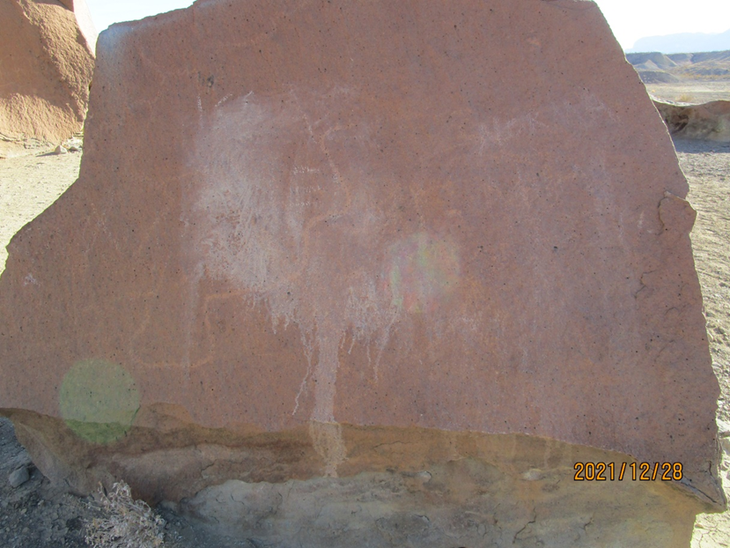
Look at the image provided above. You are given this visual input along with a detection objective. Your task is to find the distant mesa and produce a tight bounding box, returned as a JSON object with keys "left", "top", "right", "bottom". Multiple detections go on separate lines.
{"left": 626, "top": 50, "right": 730, "bottom": 85}
{"left": 632, "top": 70, "right": 680, "bottom": 85}
{"left": 630, "top": 28, "right": 730, "bottom": 55}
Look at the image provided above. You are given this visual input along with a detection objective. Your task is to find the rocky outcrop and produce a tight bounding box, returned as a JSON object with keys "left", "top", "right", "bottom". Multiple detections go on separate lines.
{"left": 655, "top": 99, "right": 730, "bottom": 141}
{"left": 0, "top": 0, "right": 723, "bottom": 545}
{"left": 0, "top": 0, "right": 96, "bottom": 156}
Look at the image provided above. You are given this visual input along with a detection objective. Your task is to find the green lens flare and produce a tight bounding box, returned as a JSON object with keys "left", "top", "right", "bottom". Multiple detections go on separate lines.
{"left": 388, "top": 232, "right": 460, "bottom": 313}
{"left": 59, "top": 359, "right": 140, "bottom": 444}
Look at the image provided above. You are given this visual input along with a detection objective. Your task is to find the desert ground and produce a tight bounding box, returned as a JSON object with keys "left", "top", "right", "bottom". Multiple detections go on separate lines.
{"left": 0, "top": 89, "right": 729, "bottom": 545}
{"left": 646, "top": 80, "right": 730, "bottom": 103}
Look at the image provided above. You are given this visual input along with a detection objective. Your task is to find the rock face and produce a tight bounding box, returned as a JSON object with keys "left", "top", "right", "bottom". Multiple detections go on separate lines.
{"left": 655, "top": 99, "right": 730, "bottom": 141}
{"left": 0, "top": 0, "right": 96, "bottom": 156}
{"left": 0, "top": 0, "right": 723, "bottom": 544}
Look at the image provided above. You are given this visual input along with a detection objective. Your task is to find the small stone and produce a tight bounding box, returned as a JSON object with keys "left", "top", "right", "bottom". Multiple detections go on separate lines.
{"left": 9, "top": 465, "right": 30, "bottom": 488}
{"left": 54, "top": 145, "right": 68, "bottom": 155}
{"left": 415, "top": 471, "right": 432, "bottom": 484}
{"left": 522, "top": 469, "right": 545, "bottom": 481}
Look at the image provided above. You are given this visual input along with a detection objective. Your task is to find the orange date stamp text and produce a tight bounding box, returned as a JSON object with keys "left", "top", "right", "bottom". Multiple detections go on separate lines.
{"left": 573, "top": 462, "right": 683, "bottom": 481}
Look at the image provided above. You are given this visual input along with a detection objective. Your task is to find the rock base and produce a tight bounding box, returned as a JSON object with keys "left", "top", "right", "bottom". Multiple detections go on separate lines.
{"left": 3, "top": 407, "right": 718, "bottom": 548}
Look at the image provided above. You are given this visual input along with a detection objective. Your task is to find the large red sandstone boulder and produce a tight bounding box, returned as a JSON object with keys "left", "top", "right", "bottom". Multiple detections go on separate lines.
{"left": 0, "top": 0, "right": 723, "bottom": 545}
{"left": 0, "top": 0, "right": 96, "bottom": 156}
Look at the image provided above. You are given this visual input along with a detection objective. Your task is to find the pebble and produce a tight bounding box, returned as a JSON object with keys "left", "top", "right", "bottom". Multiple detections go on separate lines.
{"left": 9, "top": 465, "right": 29, "bottom": 488}
{"left": 54, "top": 145, "right": 68, "bottom": 155}
{"left": 522, "top": 468, "right": 545, "bottom": 481}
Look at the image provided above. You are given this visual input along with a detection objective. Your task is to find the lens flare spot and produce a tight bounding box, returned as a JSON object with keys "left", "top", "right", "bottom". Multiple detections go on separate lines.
{"left": 59, "top": 359, "right": 140, "bottom": 445}
{"left": 387, "top": 232, "right": 460, "bottom": 313}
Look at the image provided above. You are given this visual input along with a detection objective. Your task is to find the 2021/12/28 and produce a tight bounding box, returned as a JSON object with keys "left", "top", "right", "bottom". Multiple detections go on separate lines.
{"left": 573, "top": 462, "right": 683, "bottom": 481}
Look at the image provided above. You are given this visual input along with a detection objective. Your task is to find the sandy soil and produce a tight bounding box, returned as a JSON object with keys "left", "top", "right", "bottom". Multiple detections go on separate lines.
{"left": 647, "top": 80, "right": 730, "bottom": 104}
{"left": 0, "top": 149, "right": 81, "bottom": 273}
{"left": 0, "top": 136, "right": 728, "bottom": 546}
{"left": 676, "top": 139, "right": 730, "bottom": 548}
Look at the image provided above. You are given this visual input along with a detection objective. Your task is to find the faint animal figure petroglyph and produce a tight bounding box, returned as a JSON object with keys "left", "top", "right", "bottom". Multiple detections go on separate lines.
{"left": 187, "top": 89, "right": 460, "bottom": 475}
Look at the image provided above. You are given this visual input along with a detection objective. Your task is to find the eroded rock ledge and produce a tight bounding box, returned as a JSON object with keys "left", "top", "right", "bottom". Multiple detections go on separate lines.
{"left": 4, "top": 407, "right": 717, "bottom": 548}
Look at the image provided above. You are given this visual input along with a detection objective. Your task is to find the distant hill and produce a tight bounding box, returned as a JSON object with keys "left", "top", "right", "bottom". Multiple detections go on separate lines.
{"left": 630, "top": 29, "right": 730, "bottom": 54}
{"left": 626, "top": 50, "right": 730, "bottom": 84}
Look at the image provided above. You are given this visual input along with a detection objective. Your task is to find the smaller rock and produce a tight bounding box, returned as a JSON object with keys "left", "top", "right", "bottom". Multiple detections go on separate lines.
{"left": 9, "top": 465, "right": 30, "bottom": 488}
{"left": 415, "top": 471, "right": 432, "bottom": 483}
{"left": 522, "top": 468, "right": 545, "bottom": 481}
{"left": 654, "top": 99, "right": 730, "bottom": 141}
{"left": 63, "top": 137, "right": 83, "bottom": 152}
{"left": 54, "top": 145, "right": 68, "bottom": 155}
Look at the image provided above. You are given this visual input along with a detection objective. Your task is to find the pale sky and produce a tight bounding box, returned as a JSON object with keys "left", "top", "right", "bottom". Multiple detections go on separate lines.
{"left": 85, "top": 0, "right": 730, "bottom": 52}
{"left": 594, "top": 0, "right": 730, "bottom": 50}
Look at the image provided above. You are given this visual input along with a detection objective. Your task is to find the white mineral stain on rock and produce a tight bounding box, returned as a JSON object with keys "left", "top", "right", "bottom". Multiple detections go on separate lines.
{"left": 186, "top": 90, "right": 461, "bottom": 474}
